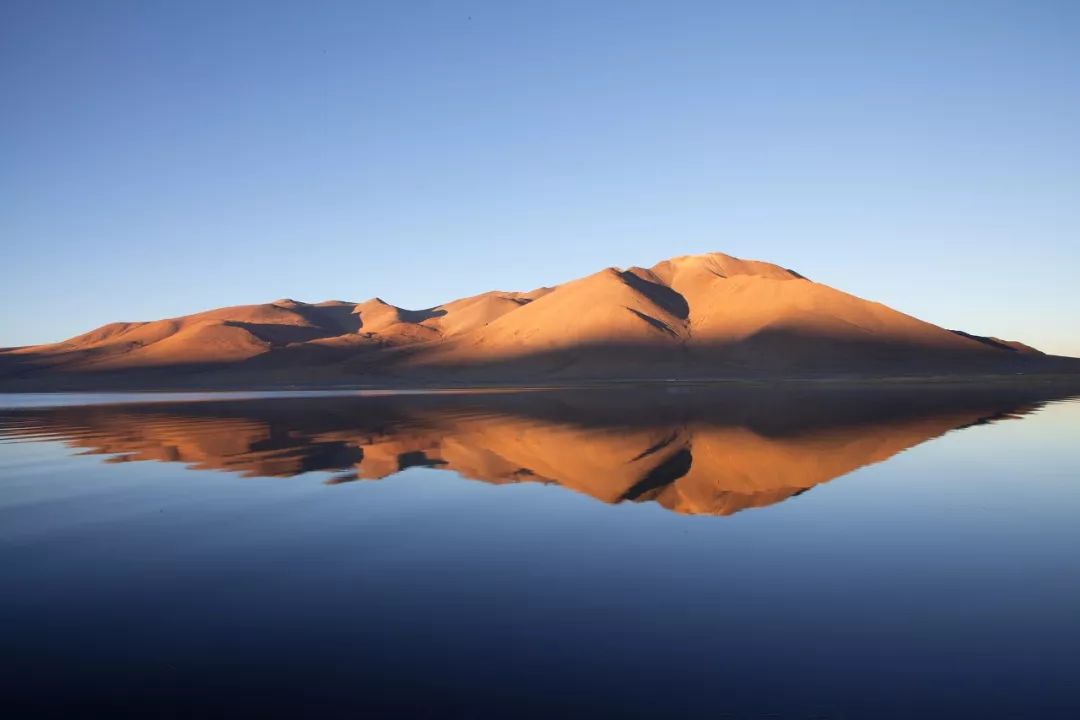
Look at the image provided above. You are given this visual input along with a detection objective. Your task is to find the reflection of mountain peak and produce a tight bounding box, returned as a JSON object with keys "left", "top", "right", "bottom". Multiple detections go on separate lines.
{"left": 0, "top": 386, "right": 1071, "bottom": 517}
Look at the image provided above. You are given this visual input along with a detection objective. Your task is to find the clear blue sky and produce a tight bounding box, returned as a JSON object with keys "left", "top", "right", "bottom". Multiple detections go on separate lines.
{"left": 3, "top": 0, "right": 1078, "bottom": 355}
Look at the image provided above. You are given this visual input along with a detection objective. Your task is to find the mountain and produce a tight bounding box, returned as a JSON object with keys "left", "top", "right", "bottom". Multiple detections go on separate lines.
{"left": 1, "top": 252, "right": 1076, "bottom": 389}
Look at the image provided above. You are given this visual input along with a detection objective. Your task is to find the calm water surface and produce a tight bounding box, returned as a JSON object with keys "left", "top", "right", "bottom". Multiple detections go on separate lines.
{"left": 1, "top": 386, "right": 1079, "bottom": 718}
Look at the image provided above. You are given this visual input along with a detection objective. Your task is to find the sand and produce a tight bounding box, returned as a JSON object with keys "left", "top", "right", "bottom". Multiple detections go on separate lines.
{"left": 1, "top": 252, "right": 1074, "bottom": 389}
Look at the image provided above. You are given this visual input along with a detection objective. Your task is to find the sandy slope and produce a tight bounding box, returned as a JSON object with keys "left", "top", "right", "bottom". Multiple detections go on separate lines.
{"left": 416, "top": 254, "right": 1000, "bottom": 372}
{"left": 1, "top": 252, "right": 1068, "bottom": 387}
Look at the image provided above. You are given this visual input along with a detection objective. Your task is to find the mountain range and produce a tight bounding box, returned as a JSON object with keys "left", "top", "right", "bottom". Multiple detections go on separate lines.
{"left": 2, "top": 252, "right": 1076, "bottom": 389}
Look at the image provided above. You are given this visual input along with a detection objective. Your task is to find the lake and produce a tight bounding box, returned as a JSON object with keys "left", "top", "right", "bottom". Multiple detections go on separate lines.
{"left": 2, "top": 384, "right": 1079, "bottom": 718}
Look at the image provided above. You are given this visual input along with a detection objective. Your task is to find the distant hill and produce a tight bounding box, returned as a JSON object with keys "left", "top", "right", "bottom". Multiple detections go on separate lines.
{"left": 2, "top": 252, "right": 1076, "bottom": 389}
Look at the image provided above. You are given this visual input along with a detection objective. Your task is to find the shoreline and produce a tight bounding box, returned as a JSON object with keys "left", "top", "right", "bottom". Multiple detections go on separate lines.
{"left": 3, "top": 372, "right": 1080, "bottom": 397}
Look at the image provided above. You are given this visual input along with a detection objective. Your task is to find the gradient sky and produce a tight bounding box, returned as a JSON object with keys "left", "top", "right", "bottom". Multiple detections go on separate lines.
{"left": 3, "top": 0, "right": 1078, "bottom": 355}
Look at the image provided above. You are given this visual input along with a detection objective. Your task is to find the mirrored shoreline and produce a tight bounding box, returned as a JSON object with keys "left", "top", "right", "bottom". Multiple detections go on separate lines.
{"left": 3, "top": 384, "right": 1076, "bottom": 516}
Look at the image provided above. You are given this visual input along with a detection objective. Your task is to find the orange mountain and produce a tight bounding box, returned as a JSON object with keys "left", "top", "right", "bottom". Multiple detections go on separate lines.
{"left": 1, "top": 252, "right": 1075, "bottom": 388}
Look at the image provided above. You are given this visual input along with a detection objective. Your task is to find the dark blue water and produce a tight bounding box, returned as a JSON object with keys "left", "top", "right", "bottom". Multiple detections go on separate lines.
{"left": 1, "top": 387, "right": 1078, "bottom": 718}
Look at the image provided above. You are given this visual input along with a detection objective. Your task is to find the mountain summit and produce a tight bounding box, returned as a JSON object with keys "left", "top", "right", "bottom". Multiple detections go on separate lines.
{"left": 1, "top": 252, "right": 1074, "bottom": 389}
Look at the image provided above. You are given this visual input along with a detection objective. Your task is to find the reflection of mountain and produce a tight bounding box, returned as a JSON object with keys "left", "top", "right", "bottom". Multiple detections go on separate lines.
{"left": 1, "top": 385, "right": 1073, "bottom": 516}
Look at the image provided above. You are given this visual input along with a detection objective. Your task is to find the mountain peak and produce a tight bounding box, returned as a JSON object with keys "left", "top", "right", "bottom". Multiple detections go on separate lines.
{"left": 650, "top": 252, "right": 803, "bottom": 283}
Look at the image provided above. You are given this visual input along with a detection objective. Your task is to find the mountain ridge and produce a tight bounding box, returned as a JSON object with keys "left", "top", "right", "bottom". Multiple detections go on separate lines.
{"left": 2, "top": 251, "right": 1077, "bottom": 389}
